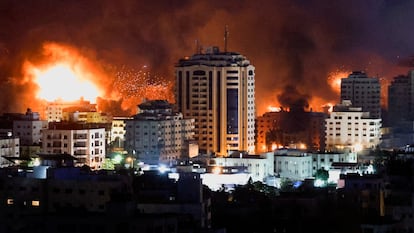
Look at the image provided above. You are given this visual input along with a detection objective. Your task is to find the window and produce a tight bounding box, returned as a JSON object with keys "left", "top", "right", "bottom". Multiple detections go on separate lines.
{"left": 32, "top": 200, "right": 40, "bottom": 207}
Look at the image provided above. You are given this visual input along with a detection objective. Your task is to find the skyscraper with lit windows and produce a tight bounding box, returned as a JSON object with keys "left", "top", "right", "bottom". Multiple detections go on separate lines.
{"left": 175, "top": 46, "right": 255, "bottom": 156}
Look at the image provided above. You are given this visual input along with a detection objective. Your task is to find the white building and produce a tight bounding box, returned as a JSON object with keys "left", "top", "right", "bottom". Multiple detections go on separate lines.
{"left": 175, "top": 46, "right": 255, "bottom": 156}
{"left": 325, "top": 100, "right": 382, "bottom": 152}
{"left": 0, "top": 137, "right": 20, "bottom": 167}
{"left": 41, "top": 123, "right": 106, "bottom": 170}
{"left": 13, "top": 109, "right": 48, "bottom": 146}
{"left": 274, "top": 149, "right": 313, "bottom": 180}
{"left": 311, "top": 151, "right": 357, "bottom": 173}
{"left": 212, "top": 151, "right": 274, "bottom": 182}
{"left": 125, "top": 100, "right": 195, "bottom": 166}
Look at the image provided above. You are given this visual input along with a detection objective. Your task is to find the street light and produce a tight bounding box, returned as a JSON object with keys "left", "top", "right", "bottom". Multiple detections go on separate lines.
{"left": 126, "top": 157, "right": 133, "bottom": 168}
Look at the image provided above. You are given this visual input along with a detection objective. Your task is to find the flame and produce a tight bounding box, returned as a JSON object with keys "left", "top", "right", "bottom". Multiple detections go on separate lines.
{"left": 32, "top": 63, "right": 100, "bottom": 102}
{"left": 23, "top": 42, "right": 105, "bottom": 104}
{"left": 268, "top": 105, "right": 281, "bottom": 112}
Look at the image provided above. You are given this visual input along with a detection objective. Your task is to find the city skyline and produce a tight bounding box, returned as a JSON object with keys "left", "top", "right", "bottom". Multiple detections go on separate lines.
{"left": 1, "top": 1, "right": 414, "bottom": 116}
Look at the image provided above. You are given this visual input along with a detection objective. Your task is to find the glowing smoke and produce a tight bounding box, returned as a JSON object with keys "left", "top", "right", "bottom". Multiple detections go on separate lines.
{"left": 0, "top": 0, "right": 413, "bottom": 115}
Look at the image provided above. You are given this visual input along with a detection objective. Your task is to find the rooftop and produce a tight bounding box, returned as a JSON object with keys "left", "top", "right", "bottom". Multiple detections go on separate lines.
{"left": 176, "top": 46, "right": 251, "bottom": 67}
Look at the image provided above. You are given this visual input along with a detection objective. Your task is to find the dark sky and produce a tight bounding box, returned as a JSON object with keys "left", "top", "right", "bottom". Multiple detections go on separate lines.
{"left": 0, "top": 0, "right": 413, "bottom": 115}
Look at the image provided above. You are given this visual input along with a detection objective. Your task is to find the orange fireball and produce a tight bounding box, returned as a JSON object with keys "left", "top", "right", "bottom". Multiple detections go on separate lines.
{"left": 32, "top": 63, "right": 100, "bottom": 102}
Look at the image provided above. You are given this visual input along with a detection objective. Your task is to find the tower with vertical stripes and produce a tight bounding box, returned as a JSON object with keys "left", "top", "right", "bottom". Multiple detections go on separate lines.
{"left": 175, "top": 46, "right": 255, "bottom": 156}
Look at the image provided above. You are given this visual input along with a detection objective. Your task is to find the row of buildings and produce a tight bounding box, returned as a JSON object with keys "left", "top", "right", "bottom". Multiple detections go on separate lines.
{"left": 2, "top": 46, "right": 414, "bottom": 177}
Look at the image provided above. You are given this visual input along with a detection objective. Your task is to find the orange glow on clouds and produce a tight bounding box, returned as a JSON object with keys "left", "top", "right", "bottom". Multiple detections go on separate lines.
{"left": 32, "top": 63, "right": 100, "bottom": 102}
{"left": 23, "top": 42, "right": 106, "bottom": 104}
{"left": 327, "top": 70, "right": 350, "bottom": 94}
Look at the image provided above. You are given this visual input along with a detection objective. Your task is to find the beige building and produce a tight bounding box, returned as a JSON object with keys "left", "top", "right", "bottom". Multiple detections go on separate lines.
{"left": 62, "top": 111, "right": 111, "bottom": 123}
{"left": 175, "top": 46, "right": 256, "bottom": 156}
{"left": 110, "top": 116, "right": 131, "bottom": 149}
{"left": 45, "top": 98, "right": 97, "bottom": 122}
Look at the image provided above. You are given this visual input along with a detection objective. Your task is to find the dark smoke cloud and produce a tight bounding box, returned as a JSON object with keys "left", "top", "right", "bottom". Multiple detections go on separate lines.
{"left": 0, "top": 0, "right": 414, "bottom": 115}
{"left": 277, "top": 85, "right": 310, "bottom": 111}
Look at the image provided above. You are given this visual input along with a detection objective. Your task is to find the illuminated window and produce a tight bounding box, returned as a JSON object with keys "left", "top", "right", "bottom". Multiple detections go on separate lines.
{"left": 32, "top": 200, "right": 40, "bottom": 206}
{"left": 7, "top": 198, "right": 13, "bottom": 205}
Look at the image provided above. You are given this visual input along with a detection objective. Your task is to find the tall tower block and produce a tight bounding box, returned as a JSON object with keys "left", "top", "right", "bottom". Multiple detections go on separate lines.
{"left": 340, "top": 71, "right": 381, "bottom": 119}
{"left": 175, "top": 46, "right": 255, "bottom": 156}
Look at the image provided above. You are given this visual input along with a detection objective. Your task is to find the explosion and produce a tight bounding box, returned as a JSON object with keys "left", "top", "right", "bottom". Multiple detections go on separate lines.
{"left": 327, "top": 70, "right": 351, "bottom": 94}
{"left": 112, "top": 65, "right": 174, "bottom": 111}
{"left": 31, "top": 63, "right": 100, "bottom": 102}
{"left": 262, "top": 70, "right": 350, "bottom": 116}
{"left": 24, "top": 42, "right": 107, "bottom": 104}
{"left": 22, "top": 42, "right": 174, "bottom": 116}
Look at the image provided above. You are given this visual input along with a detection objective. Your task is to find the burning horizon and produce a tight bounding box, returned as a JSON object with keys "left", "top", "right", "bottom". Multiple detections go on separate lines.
{"left": 18, "top": 42, "right": 175, "bottom": 116}
{"left": 0, "top": 1, "right": 413, "bottom": 116}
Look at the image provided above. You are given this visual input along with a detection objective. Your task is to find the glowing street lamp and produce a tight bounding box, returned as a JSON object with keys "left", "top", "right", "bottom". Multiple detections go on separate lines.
{"left": 126, "top": 157, "right": 133, "bottom": 168}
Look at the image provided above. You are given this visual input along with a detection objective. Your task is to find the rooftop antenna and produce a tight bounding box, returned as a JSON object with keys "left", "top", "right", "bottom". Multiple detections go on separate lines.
{"left": 195, "top": 39, "right": 203, "bottom": 54}
{"left": 224, "top": 25, "right": 229, "bottom": 52}
{"left": 195, "top": 39, "right": 199, "bottom": 54}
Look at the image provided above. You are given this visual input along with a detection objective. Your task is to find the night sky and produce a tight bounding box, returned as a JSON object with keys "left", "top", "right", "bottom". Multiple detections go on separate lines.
{"left": 0, "top": 0, "right": 413, "bottom": 115}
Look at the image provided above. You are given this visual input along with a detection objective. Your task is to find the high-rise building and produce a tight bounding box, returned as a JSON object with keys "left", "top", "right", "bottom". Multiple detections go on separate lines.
{"left": 388, "top": 71, "right": 414, "bottom": 124}
{"left": 340, "top": 71, "right": 381, "bottom": 119}
{"left": 175, "top": 46, "right": 255, "bottom": 156}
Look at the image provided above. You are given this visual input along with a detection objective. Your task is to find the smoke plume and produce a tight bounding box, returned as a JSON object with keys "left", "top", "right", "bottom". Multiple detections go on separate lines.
{"left": 0, "top": 0, "right": 413, "bottom": 115}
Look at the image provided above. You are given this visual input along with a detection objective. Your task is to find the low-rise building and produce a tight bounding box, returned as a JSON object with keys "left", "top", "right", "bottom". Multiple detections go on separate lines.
{"left": 0, "top": 137, "right": 19, "bottom": 167}
{"left": 274, "top": 149, "right": 313, "bottom": 180}
{"left": 125, "top": 100, "right": 195, "bottom": 166}
{"left": 41, "top": 122, "right": 106, "bottom": 169}
{"left": 212, "top": 151, "right": 274, "bottom": 182}
{"left": 325, "top": 100, "right": 382, "bottom": 153}
{"left": 110, "top": 116, "right": 131, "bottom": 149}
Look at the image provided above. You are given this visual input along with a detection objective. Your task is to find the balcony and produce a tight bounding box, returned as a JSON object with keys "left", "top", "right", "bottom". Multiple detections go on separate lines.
{"left": 74, "top": 142, "right": 87, "bottom": 147}
{"left": 73, "top": 134, "right": 87, "bottom": 140}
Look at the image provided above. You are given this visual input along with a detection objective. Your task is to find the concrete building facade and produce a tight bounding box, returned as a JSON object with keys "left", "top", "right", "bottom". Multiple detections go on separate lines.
{"left": 212, "top": 151, "right": 274, "bottom": 182}
{"left": 125, "top": 100, "right": 195, "bottom": 166}
{"left": 12, "top": 109, "right": 48, "bottom": 146}
{"left": 41, "top": 123, "right": 106, "bottom": 169}
{"left": 341, "top": 71, "right": 381, "bottom": 119}
{"left": 0, "top": 137, "right": 20, "bottom": 167}
{"left": 255, "top": 110, "right": 327, "bottom": 153}
{"left": 175, "top": 46, "right": 255, "bottom": 156}
{"left": 274, "top": 149, "right": 313, "bottom": 180}
{"left": 325, "top": 101, "right": 382, "bottom": 152}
